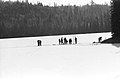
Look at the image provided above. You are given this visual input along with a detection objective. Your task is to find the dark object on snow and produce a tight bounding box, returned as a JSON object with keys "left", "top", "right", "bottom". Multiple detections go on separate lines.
{"left": 59, "top": 39, "right": 61, "bottom": 45}
{"left": 101, "top": 37, "right": 120, "bottom": 43}
{"left": 102, "top": 37, "right": 120, "bottom": 48}
{"left": 75, "top": 37, "right": 77, "bottom": 44}
{"left": 98, "top": 37, "right": 102, "bottom": 43}
{"left": 69, "top": 38, "right": 72, "bottom": 44}
{"left": 61, "top": 37, "right": 63, "bottom": 44}
{"left": 64, "top": 38, "right": 68, "bottom": 44}
{"left": 93, "top": 41, "right": 96, "bottom": 43}
{"left": 37, "top": 40, "right": 42, "bottom": 46}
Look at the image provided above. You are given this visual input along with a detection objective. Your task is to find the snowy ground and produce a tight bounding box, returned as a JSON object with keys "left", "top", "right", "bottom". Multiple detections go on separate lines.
{"left": 0, "top": 32, "right": 120, "bottom": 79}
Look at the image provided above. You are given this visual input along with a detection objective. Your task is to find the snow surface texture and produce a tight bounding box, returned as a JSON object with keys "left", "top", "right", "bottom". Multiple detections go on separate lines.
{"left": 0, "top": 32, "right": 120, "bottom": 79}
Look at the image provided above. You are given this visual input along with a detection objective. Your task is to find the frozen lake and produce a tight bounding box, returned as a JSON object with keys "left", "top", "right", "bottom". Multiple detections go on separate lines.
{"left": 0, "top": 32, "right": 120, "bottom": 79}
{"left": 0, "top": 32, "right": 112, "bottom": 48}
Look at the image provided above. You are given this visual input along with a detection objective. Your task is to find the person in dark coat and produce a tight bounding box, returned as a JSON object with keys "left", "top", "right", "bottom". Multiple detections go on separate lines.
{"left": 61, "top": 37, "right": 63, "bottom": 44}
{"left": 69, "top": 38, "right": 72, "bottom": 44}
{"left": 64, "top": 38, "right": 68, "bottom": 44}
{"left": 59, "top": 39, "right": 61, "bottom": 45}
{"left": 37, "top": 40, "right": 42, "bottom": 46}
{"left": 98, "top": 37, "right": 102, "bottom": 43}
{"left": 75, "top": 37, "right": 77, "bottom": 44}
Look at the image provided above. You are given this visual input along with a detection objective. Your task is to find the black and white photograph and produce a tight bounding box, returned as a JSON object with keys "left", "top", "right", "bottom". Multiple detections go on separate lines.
{"left": 0, "top": 0, "right": 120, "bottom": 79}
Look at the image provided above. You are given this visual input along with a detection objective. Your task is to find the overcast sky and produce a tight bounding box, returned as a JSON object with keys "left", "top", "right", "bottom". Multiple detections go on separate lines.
{"left": 4, "top": 0, "right": 111, "bottom": 5}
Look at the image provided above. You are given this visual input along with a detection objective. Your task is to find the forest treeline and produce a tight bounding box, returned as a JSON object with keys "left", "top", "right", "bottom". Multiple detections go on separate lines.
{"left": 0, "top": 1, "right": 111, "bottom": 38}
{"left": 111, "top": 0, "right": 120, "bottom": 39}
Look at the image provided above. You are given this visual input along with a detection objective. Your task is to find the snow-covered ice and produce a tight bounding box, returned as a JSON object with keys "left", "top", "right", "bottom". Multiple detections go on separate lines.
{"left": 0, "top": 32, "right": 120, "bottom": 79}
{"left": 0, "top": 32, "right": 112, "bottom": 48}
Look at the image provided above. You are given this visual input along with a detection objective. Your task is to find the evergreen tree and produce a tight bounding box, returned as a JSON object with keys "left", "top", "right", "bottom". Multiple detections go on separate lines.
{"left": 0, "top": 1, "right": 111, "bottom": 38}
{"left": 111, "top": 0, "right": 120, "bottom": 38}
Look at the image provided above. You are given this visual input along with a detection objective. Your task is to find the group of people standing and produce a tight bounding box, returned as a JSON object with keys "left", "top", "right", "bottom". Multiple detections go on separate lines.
{"left": 37, "top": 37, "right": 77, "bottom": 46}
{"left": 59, "top": 37, "right": 77, "bottom": 45}
{"left": 37, "top": 36, "right": 103, "bottom": 46}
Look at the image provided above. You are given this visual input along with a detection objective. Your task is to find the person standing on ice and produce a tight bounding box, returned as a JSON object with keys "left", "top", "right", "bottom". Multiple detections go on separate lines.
{"left": 59, "top": 39, "right": 60, "bottom": 45}
{"left": 37, "top": 40, "right": 42, "bottom": 46}
{"left": 69, "top": 38, "right": 72, "bottom": 44}
{"left": 64, "top": 37, "right": 68, "bottom": 44}
{"left": 61, "top": 37, "right": 63, "bottom": 44}
{"left": 59, "top": 38, "right": 61, "bottom": 45}
{"left": 98, "top": 37, "right": 102, "bottom": 43}
{"left": 75, "top": 37, "right": 77, "bottom": 44}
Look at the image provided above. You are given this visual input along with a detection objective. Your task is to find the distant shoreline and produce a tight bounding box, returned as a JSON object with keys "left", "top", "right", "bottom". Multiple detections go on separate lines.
{"left": 0, "top": 31, "right": 111, "bottom": 39}
{"left": 101, "top": 37, "right": 120, "bottom": 43}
